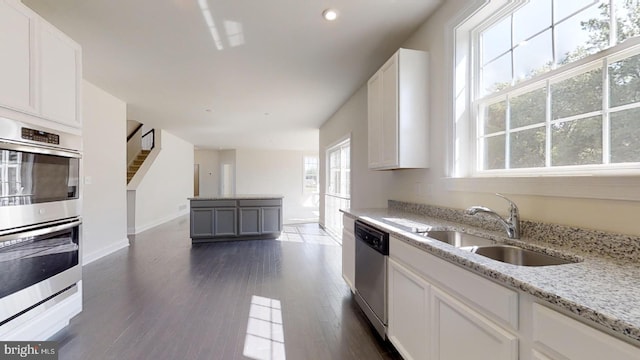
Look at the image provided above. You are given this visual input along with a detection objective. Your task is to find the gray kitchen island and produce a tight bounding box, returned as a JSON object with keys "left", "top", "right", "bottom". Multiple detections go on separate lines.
{"left": 189, "top": 195, "right": 283, "bottom": 243}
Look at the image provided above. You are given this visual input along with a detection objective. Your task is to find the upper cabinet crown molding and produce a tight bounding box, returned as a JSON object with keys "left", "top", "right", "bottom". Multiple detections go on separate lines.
{"left": 0, "top": 0, "right": 82, "bottom": 129}
{"left": 368, "top": 48, "right": 429, "bottom": 170}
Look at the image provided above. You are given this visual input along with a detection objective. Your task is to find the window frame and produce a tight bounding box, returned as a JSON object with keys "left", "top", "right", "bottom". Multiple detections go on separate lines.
{"left": 448, "top": 0, "right": 640, "bottom": 201}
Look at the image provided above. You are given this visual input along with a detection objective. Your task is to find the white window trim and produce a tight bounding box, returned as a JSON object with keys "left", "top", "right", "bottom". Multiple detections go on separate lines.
{"left": 447, "top": 0, "right": 640, "bottom": 201}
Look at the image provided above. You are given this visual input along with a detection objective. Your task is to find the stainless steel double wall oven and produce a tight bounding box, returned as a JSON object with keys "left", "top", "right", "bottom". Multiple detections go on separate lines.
{"left": 0, "top": 117, "right": 82, "bottom": 327}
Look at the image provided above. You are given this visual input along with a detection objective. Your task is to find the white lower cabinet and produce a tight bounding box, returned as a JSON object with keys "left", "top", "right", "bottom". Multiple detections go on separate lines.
{"left": 531, "top": 303, "right": 640, "bottom": 360}
{"left": 388, "top": 258, "right": 430, "bottom": 360}
{"left": 530, "top": 349, "right": 555, "bottom": 360}
{"left": 341, "top": 215, "right": 355, "bottom": 291}
{"left": 388, "top": 235, "right": 517, "bottom": 360}
{"left": 431, "top": 287, "right": 518, "bottom": 360}
{"left": 386, "top": 235, "right": 640, "bottom": 360}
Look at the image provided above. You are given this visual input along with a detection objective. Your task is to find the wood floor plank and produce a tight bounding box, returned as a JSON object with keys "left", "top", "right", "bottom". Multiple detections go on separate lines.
{"left": 49, "top": 216, "right": 401, "bottom": 359}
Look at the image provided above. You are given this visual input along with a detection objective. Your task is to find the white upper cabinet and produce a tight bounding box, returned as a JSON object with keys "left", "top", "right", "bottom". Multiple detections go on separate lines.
{"left": 39, "top": 20, "right": 81, "bottom": 128}
{"left": 367, "top": 48, "right": 428, "bottom": 170}
{"left": 0, "top": 0, "right": 35, "bottom": 113}
{"left": 0, "top": 0, "right": 81, "bottom": 128}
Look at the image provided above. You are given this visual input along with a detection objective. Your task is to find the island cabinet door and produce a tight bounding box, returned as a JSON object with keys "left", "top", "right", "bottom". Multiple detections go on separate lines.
{"left": 239, "top": 207, "right": 261, "bottom": 235}
{"left": 191, "top": 209, "right": 214, "bottom": 238}
{"left": 261, "top": 207, "right": 282, "bottom": 234}
{"left": 213, "top": 208, "right": 237, "bottom": 236}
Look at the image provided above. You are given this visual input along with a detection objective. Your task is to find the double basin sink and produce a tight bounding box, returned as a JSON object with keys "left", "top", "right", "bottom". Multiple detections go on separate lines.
{"left": 414, "top": 230, "right": 575, "bottom": 266}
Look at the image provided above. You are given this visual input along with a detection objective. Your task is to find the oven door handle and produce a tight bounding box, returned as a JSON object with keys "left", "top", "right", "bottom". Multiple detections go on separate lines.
{"left": 0, "top": 219, "right": 82, "bottom": 241}
{"left": 0, "top": 140, "right": 81, "bottom": 158}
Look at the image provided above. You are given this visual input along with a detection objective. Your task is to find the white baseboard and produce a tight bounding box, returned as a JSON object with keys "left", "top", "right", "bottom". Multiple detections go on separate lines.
{"left": 82, "top": 237, "right": 130, "bottom": 266}
{"left": 0, "top": 282, "right": 83, "bottom": 341}
{"left": 132, "top": 209, "right": 188, "bottom": 234}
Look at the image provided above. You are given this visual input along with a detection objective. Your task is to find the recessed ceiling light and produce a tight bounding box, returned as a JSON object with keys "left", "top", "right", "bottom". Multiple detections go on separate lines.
{"left": 322, "top": 9, "right": 338, "bottom": 21}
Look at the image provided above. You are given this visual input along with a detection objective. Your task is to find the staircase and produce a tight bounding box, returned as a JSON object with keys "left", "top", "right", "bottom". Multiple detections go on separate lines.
{"left": 127, "top": 150, "right": 151, "bottom": 184}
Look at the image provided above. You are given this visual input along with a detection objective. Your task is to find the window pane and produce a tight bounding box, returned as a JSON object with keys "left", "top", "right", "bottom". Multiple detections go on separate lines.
{"left": 482, "top": 16, "right": 512, "bottom": 64}
{"left": 510, "top": 88, "right": 547, "bottom": 128}
{"left": 551, "top": 68, "right": 603, "bottom": 119}
{"left": 609, "top": 53, "right": 640, "bottom": 107}
{"left": 482, "top": 53, "right": 512, "bottom": 94}
{"left": 510, "top": 127, "right": 546, "bottom": 168}
{"left": 513, "top": 0, "right": 551, "bottom": 45}
{"left": 554, "top": 0, "right": 600, "bottom": 22}
{"left": 555, "top": 3, "right": 607, "bottom": 65}
{"left": 610, "top": 108, "right": 640, "bottom": 163}
{"left": 483, "top": 135, "right": 505, "bottom": 170}
{"left": 551, "top": 116, "right": 602, "bottom": 166}
{"left": 483, "top": 101, "right": 506, "bottom": 134}
{"left": 514, "top": 29, "right": 553, "bottom": 82}
{"left": 615, "top": 0, "right": 640, "bottom": 43}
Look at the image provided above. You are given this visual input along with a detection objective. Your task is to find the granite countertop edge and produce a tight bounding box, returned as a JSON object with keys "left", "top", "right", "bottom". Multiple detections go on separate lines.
{"left": 342, "top": 207, "right": 640, "bottom": 346}
{"left": 189, "top": 194, "right": 284, "bottom": 200}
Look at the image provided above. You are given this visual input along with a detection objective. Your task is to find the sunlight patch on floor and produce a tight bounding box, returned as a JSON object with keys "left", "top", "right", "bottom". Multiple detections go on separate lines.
{"left": 243, "top": 295, "right": 286, "bottom": 360}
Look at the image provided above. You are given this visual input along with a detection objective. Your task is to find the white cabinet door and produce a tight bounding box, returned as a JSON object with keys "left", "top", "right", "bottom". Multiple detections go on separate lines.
{"left": 431, "top": 287, "right": 518, "bottom": 360}
{"left": 0, "top": 0, "right": 35, "bottom": 113}
{"left": 380, "top": 54, "right": 399, "bottom": 168}
{"left": 530, "top": 349, "right": 555, "bottom": 360}
{"left": 341, "top": 228, "right": 355, "bottom": 291}
{"left": 367, "top": 71, "right": 383, "bottom": 168}
{"left": 388, "top": 258, "right": 430, "bottom": 360}
{"left": 366, "top": 48, "right": 428, "bottom": 170}
{"left": 39, "top": 20, "right": 81, "bottom": 128}
{"left": 532, "top": 303, "right": 640, "bottom": 360}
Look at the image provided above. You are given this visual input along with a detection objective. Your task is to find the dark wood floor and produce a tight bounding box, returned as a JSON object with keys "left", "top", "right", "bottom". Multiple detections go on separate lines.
{"left": 51, "top": 217, "right": 401, "bottom": 360}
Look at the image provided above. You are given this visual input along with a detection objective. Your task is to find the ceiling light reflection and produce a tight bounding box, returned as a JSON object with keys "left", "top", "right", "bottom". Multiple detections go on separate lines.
{"left": 224, "top": 20, "right": 245, "bottom": 47}
{"left": 197, "top": 0, "right": 224, "bottom": 50}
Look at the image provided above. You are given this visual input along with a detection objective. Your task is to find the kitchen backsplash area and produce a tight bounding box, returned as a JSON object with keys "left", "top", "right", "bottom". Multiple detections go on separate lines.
{"left": 389, "top": 200, "right": 640, "bottom": 262}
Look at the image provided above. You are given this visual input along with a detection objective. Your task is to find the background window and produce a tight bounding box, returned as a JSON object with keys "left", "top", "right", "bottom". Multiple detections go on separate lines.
{"left": 303, "top": 156, "right": 319, "bottom": 193}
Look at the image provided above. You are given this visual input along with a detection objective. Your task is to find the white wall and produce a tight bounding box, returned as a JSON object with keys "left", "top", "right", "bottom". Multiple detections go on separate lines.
{"left": 235, "top": 149, "right": 319, "bottom": 224}
{"left": 133, "top": 129, "right": 194, "bottom": 233}
{"left": 82, "top": 80, "right": 129, "bottom": 264}
{"left": 319, "top": 86, "right": 391, "bottom": 227}
{"left": 194, "top": 149, "right": 220, "bottom": 196}
{"left": 319, "top": 0, "right": 640, "bottom": 236}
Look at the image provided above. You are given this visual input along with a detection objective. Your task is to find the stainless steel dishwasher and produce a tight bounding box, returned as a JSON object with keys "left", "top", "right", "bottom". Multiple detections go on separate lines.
{"left": 354, "top": 220, "right": 389, "bottom": 339}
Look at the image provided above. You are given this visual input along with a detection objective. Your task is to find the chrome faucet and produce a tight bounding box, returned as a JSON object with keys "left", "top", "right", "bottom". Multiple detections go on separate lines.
{"left": 465, "top": 193, "right": 520, "bottom": 239}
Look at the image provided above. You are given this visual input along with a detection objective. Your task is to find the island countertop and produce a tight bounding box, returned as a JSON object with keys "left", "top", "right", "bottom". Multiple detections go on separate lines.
{"left": 189, "top": 194, "right": 283, "bottom": 200}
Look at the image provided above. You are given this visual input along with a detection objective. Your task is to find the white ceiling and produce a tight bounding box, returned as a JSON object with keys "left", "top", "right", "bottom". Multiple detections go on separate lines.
{"left": 23, "top": 0, "right": 441, "bottom": 151}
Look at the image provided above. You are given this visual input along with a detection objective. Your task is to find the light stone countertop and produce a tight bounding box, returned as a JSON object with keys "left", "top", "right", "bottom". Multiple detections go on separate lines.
{"left": 189, "top": 194, "right": 283, "bottom": 200}
{"left": 342, "top": 207, "right": 640, "bottom": 346}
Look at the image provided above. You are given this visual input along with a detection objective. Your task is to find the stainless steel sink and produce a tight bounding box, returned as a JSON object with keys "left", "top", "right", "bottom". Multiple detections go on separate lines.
{"left": 466, "top": 245, "right": 575, "bottom": 266}
{"left": 412, "top": 229, "right": 575, "bottom": 266}
{"left": 417, "top": 230, "right": 497, "bottom": 247}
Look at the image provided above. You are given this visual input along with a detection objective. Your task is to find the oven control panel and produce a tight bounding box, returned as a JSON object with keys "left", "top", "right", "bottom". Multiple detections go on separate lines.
{"left": 21, "top": 127, "right": 60, "bottom": 145}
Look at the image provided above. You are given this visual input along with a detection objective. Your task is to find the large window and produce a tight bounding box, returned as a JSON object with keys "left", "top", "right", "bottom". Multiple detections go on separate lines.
{"left": 468, "top": 0, "right": 640, "bottom": 174}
